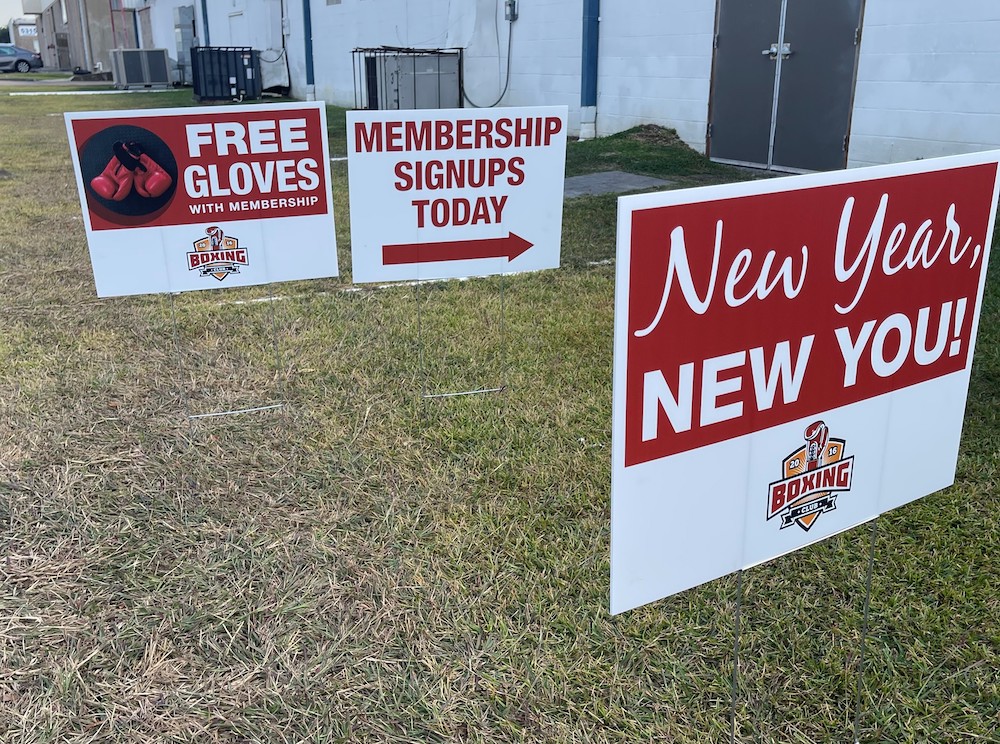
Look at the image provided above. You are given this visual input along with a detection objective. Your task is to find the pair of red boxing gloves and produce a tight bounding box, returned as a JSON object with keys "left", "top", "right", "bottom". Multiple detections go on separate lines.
{"left": 90, "top": 141, "right": 173, "bottom": 201}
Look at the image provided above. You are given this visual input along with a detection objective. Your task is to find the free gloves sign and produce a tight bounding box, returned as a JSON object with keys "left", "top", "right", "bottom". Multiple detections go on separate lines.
{"left": 66, "top": 102, "right": 338, "bottom": 297}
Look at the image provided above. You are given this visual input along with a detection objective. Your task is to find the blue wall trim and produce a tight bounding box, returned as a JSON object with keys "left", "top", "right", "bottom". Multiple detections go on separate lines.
{"left": 200, "top": 0, "right": 210, "bottom": 45}
{"left": 303, "top": 0, "right": 315, "bottom": 85}
{"left": 581, "top": 0, "right": 600, "bottom": 107}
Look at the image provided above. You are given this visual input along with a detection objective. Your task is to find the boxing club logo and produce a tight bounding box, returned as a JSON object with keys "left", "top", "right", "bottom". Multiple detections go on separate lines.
{"left": 187, "top": 226, "right": 249, "bottom": 281}
{"left": 767, "top": 421, "right": 855, "bottom": 532}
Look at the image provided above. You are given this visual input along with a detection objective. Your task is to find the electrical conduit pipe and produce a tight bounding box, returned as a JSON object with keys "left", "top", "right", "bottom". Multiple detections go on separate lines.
{"left": 580, "top": 0, "right": 600, "bottom": 140}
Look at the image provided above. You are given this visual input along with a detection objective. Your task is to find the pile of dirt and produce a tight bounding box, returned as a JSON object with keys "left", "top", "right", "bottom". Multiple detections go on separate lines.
{"left": 626, "top": 125, "right": 683, "bottom": 147}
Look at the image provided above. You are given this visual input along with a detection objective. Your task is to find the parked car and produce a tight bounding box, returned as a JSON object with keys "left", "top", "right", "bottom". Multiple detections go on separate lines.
{"left": 0, "top": 45, "right": 43, "bottom": 73}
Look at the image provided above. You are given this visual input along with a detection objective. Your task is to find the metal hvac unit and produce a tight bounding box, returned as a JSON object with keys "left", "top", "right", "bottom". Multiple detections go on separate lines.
{"left": 110, "top": 49, "right": 172, "bottom": 89}
{"left": 353, "top": 47, "right": 463, "bottom": 110}
{"left": 191, "top": 47, "right": 262, "bottom": 101}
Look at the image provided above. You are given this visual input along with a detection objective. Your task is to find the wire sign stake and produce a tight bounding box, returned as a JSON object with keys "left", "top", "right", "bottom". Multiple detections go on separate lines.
{"left": 168, "top": 288, "right": 288, "bottom": 422}
{"left": 852, "top": 519, "right": 879, "bottom": 744}
{"left": 414, "top": 274, "right": 508, "bottom": 404}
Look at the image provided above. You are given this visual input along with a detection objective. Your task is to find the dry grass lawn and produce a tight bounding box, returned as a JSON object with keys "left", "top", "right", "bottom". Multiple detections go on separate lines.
{"left": 1, "top": 88, "right": 998, "bottom": 742}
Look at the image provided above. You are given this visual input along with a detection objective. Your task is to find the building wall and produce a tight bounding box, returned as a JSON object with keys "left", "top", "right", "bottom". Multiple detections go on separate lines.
{"left": 304, "top": 0, "right": 714, "bottom": 144}
{"left": 137, "top": 1, "right": 201, "bottom": 83}
{"left": 279, "top": 0, "right": 304, "bottom": 97}
{"left": 36, "top": 0, "right": 78, "bottom": 70}
{"left": 200, "top": 0, "right": 282, "bottom": 54}
{"left": 88, "top": 0, "right": 137, "bottom": 71}
{"left": 137, "top": 0, "right": 195, "bottom": 48}
{"left": 596, "top": 0, "right": 715, "bottom": 151}
{"left": 462, "top": 0, "right": 581, "bottom": 127}
{"left": 309, "top": 0, "right": 583, "bottom": 132}
{"left": 849, "top": 0, "right": 1000, "bottom": 167}
{"left": 134, "top": 0, "right": 1000, "bottom": 168}
{"left": 310, "top": 0, "right": 459, "bottom": 105}
{"left": 35, "top": 0, "right": 136, "bottom": 71}
{"left": 10, "top": 18, "right": 41, "bottom": 52}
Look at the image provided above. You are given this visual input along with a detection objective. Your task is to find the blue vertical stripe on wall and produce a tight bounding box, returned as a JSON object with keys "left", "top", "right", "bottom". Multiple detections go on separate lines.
{"left": 581, "top": 0, "right": 600, "bottom": 107}
{"left": 303, "top": 0, "right": 315, "bottom": 85}
{"left": 200, "top": 0, "right": 210, "bottom": 45}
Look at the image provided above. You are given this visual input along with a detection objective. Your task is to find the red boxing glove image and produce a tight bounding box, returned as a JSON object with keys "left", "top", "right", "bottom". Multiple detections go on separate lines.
{"left": 89, "top": 155, "right": 134, "bottom": 201}
{"left": 118, "top": 141, "right": 173, "bottom": 198}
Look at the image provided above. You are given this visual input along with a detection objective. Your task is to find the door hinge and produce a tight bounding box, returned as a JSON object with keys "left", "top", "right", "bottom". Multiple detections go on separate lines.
{"left": 707, "top": 123, "right": 714, "bottom": 139}
{"left": 854, "top": 27, "right": 862, "bottom": 45}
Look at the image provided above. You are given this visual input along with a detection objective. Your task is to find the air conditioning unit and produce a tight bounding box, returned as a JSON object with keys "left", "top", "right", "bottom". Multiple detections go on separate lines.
{"left": 111, "top": 49, "right": 172, "bottom": 89}
{"left": 191, "top": 47, "right": 262, "bottom": 101}
{"left": 353, "top": 48, "right": 463, "bottom": 110}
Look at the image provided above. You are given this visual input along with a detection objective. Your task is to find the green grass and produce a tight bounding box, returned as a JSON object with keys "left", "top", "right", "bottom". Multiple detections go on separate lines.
{"left": 1, "top": 91, "right": 999, "bottom": 743}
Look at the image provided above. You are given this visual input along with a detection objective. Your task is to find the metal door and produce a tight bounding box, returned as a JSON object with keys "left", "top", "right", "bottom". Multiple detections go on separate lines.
{"left": 708, "top": 0, "right": 783, "bottom": 168}
{"left": 771, "top": 0, "right": 863, "bottom": 171}
{"left": 708, "top": 0, "right": 864, "bottom": 172}
{"left": 55, "top": 32, "right": 70, "bottom": 70}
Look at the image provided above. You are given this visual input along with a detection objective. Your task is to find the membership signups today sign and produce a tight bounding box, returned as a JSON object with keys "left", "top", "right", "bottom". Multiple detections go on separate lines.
{"left": 66, "top": 102, "right": 338, "bottom": 297}
{"left": 611, "top": 151, "right": 1000, "bottom": 614}
{"left": 347, "top": 106, "right": 567, "bottom": 283}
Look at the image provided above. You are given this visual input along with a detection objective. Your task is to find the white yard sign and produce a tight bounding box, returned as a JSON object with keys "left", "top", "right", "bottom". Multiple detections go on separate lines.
{"left": 611, "top": 151, "right": 1000, "bottom": 614}
{"left": 347, "top": 106, "right": 567, "bottom": 283}
{"left": 66, "top": 102, "right": 338, "bottom": 297}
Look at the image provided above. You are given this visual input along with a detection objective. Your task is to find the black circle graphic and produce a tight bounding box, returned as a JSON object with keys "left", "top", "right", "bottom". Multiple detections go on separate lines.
{"left": 79, "top": 124, "right": 179, "bottom": 226}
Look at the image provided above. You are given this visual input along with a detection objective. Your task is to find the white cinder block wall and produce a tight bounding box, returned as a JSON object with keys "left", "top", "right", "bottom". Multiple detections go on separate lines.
{"left": 141, "top": 0, "right": 206, "bottom": 56}
{"left": 200, "top": 0, "right": 284, "bottom": 58}
{"left": 308, "top": 0, "right": 582, "bottom": 131}
{"left": 849, "top": 0, "right": 1000, "bottom": 167}
{"left": 309, "top": 0, "right": 452, "bottom": 105}
{"left": 596, "top": 1, "right": 715, "bottom": 152}
{"left": 463, "top": 0, "right": 582, "bottom": 131}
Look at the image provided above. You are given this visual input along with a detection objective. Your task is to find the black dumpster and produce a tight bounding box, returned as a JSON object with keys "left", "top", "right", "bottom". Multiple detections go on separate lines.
{"left": 191, "top": 47, "right": 262, "bottom": 101}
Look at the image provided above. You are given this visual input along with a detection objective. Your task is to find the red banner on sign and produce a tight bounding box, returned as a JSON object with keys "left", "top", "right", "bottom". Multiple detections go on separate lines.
{"left": 70, "top": 106, "right": 330, "bottom": 231}
{"left": 625, "top": 163, "right": 997, "bottom": 467}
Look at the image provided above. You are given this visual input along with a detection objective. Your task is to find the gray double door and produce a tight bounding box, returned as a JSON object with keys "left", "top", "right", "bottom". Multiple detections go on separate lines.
{"left": 708, "top": 0, "right": 864, "bottom": 172}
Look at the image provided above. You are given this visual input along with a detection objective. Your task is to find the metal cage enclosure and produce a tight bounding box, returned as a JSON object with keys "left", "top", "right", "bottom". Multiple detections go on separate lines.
{"left": 352, "top": 47, "right": 463, "bottom": 110}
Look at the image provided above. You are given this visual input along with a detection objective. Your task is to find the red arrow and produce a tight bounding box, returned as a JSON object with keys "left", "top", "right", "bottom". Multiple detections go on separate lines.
{"left": 382, "top": 233, "right": 533, "bottom": 266}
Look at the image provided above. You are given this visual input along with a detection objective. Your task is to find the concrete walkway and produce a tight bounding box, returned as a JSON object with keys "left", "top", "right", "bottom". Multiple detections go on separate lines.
{"left": 564, "top": 170, "right": 673, "bottom": 199}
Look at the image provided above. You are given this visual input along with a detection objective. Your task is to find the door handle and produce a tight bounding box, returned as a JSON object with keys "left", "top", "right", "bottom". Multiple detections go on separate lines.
{"left": 761, "top": 42, "right": 793, "bottom": 60}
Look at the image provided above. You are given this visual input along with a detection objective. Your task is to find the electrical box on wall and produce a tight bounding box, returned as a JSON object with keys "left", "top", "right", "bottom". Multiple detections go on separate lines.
{"left": 505, "top": 0, "right": 518, "bottom": 22}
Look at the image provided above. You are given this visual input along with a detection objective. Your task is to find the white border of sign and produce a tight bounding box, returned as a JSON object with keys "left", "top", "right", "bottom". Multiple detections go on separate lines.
{"left": 611, "top": 151, "right": 1000, "bottom": 615}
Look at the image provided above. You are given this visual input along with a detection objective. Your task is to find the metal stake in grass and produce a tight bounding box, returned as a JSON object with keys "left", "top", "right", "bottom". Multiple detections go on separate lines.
{"left": 416, "top": 273, "right": 508, "bottom": 402}
{"left": 415, "top": 279, "right": 428, "bottom": 415}
{"left": 730, "top": 567, "right": 745, "bottom": 744}
{"left": 267, "top": 282, "right": 286, "bottom": 401}
{"left": 168, "top": 291, "right": 192, "bottom": 423}
{"left": 852, "top": 518, "right": 879, "bottom": 744}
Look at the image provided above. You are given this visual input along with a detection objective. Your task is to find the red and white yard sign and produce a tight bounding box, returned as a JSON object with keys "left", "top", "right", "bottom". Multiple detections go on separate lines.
{"left": 65, "top": 102, "right": 338, "bottom": 297}
{"left": 347, "top": 106, "right": 567, "bottom": 283}
{"left": 611, "top": 151, "right": 1000, "bottom": 614}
